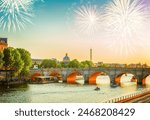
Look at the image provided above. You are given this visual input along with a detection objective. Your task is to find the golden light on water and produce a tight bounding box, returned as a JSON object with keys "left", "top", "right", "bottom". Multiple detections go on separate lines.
{"left": 145, "top": 76, "right": 150, "bottom": 86}
{"left": 96, "top": 76, "right": 110, "bottom": 85}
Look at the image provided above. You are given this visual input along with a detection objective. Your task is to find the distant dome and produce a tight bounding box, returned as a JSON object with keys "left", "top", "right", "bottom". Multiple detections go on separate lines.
{"left": 63, "top": 53, "right": 70, "bottom": 63}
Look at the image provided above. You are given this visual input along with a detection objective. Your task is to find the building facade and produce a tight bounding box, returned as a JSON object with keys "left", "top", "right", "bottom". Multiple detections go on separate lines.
{"left": 32, "top": 59, "right": 43, "bottom": 69}
{"left": 0, "top": 38, "right": 8, "bottom": 51}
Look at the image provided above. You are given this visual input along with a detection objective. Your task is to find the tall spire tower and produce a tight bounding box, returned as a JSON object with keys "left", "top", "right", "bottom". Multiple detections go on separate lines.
{"left": 90, "top": 48, "right": 92, "bottom": 61}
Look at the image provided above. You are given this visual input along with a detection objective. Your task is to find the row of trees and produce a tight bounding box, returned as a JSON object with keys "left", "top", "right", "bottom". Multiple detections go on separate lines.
{"left": 0, "top": 47, "right": 32, "bottom": 77}
{"left": 40, "top": 59, "right": 93, "bottom": 68}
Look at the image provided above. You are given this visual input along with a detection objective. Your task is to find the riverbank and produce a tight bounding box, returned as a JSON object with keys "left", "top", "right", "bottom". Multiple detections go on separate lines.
{"left": 0, "top": 80, "right": 27, "bottom": 88}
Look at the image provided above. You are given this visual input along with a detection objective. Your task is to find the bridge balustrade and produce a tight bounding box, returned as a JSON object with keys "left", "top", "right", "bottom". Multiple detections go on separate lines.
{"left": 103, "top": 88, "right": 150, "bottom": 103}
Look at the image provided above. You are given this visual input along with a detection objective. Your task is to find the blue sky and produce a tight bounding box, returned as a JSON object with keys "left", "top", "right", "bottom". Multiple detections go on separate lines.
{"left": 1, "top": 0, "right": 108, "bottom": 58}
{"left": 1, "top": 0, "right": 150, "bottom": 64}
{"left": 31, "top": 0, "right": 107, "bottom": 30}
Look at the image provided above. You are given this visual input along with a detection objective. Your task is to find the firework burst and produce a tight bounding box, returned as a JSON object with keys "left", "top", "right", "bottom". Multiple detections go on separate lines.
{"left": 104, "top": 0, "right": 150, "bottom": 55}
{"left": 73, "top": 4, "right": 102, "bottom": 41}
{"left": 0, "top": 0, "right": 33, "bottom": 32}
{"left": 74, "top": 5, "right": 101, "bottom": 36}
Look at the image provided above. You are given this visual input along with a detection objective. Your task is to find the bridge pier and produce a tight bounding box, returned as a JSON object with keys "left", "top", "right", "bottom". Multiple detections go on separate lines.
{"left": 61, "top": 71, "right": 68, "bottom": 83}
{"left": 109, "top": 75, "right": 116, "bottom": 84}
{"left": 62, "top": 75, "right": 67, "bottom": 83}
{"left": 84, "top": 75, "right": 89, "bottom": 84}
{"left": 136, "top": 75, "right": 143, "bottom": 84}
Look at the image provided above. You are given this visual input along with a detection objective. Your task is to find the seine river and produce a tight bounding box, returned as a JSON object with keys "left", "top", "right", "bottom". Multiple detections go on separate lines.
{"left": 0, "top": 83, "right": 145, "bottom": 103}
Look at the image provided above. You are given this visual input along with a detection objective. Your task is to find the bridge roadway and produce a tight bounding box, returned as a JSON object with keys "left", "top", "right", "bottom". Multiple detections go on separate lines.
{"left": 30, "top": 67, "right": 150, "bottom": 84}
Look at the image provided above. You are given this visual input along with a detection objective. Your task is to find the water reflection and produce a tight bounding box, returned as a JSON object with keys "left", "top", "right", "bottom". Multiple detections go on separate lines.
{"left": 76, "top": 75, "right": 84, "bottom": 85}
{"left": 96, "top": 75, "right": 110, "bottom": 85}
{"left": 121, "top": 74, "right": 134, "bottom": 82}
{"left": 0, "top": 84, "right": 30, "bottom": 103}
{"left": 145, "top": 75, "right": 150, "bottom": 86}
{"left": 120, "top": 74, "right": 137, "bottom": 87}
{"left": 0, "top": 83, "right": 147, "bottom": 103}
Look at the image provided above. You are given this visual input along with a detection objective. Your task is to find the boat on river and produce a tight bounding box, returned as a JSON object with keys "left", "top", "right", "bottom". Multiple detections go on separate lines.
{"left": 110, "top": 83, "right": 119, "bottom": 88}
{"left": 30, "top": 76, "right": 56, "bottom": 84}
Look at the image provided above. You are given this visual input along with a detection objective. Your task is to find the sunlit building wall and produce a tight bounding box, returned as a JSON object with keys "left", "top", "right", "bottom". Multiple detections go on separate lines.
{"left": 0, "top": 38, "right": 8, "bottom": 51}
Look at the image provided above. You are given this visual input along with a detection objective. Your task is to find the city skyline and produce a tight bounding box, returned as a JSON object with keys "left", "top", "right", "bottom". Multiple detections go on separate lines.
{"left": 0, "top": 0, "right": 150, "bottom": 65}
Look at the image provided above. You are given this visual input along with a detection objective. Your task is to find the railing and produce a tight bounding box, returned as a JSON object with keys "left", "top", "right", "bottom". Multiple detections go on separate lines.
{"left": 31, "top": 66, "right": 150, "bottom": 70}
{"left": 103, "top": 88, "right": 150, "bottom": 103}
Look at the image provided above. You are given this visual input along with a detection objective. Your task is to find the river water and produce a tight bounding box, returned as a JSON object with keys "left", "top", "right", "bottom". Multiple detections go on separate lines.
{"left": 0, "top": 83, "right": 146, "bottom": 103}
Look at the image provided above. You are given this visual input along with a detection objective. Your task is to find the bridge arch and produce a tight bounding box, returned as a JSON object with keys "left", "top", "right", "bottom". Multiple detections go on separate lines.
{"left": 49, "top": 70, "right": 62, "bottom": 80}
{"left": 89, "top": 71, "right": 110, "bottom": 85}
{"left": 142, "top": 75, "right": 150, "bottom": 86}
{"left": 115, "top": 73, "right": 137, "bottom": 86}
{"left": 67, "top": 71, "right": 83, "bottom": 84}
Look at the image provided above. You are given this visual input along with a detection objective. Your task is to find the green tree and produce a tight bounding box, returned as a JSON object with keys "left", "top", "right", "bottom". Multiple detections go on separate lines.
{"left": 3, "top": 47, "right": 14, "bottom": 69}
{"left": 102, "top": 64, "right": 109, "bottom": 67}
{"left": 60, "top": 61, "right": 69, "bottom": 68}
{"left": 12, "top": 49, "right": 24, "bottom": 76}
{"left": 80, "top": 62, "right": 88, "bottom": 68}
{"left": 0, "top": 51, "right": 4, "bottom": 68}
{"left": 17, "top": 48, "right": 32, "bottom": 76}
{"left": 61, "top": 62, "right": 66, "bottom": 68}
{"left": 49, "top": 59, "right": 57, "bottom": 68}
{"left": 57, "top": 62, "right": 62, "bottom": 68}
{"left": 40, "top": 59, "right": 49, "bottom": 68}
{"left": 40, "top": 59, "right": 58, "bottom": 68}
{"left": 69, "top": 59, "right": 80, "bottom": 68}
{"left": 80, "top": 60, "right": 93, "bottom": 68}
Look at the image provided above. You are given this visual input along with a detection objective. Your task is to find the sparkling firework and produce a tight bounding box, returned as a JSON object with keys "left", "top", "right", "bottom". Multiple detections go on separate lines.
{"left": 74, "top": 4, "right": 102, "bottom": 40}
{"left": 104, "top": 0, "right": 150, "bottom": 55}
{"left": 0, "top": 0, "right": 33, "bottom": 32}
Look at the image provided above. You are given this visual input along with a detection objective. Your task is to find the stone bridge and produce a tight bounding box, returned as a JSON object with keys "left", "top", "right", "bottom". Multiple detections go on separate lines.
{"left": 30, "top": 67, "right": 150, "bottom": 84}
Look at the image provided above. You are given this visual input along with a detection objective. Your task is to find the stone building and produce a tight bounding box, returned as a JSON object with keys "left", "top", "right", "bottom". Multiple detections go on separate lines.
{"left": 0, "top": 38, "right": 8, "bottom": 51}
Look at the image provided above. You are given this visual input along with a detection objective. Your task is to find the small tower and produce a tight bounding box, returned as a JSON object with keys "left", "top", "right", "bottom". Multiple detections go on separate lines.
{"left": 90, "top": 48, "right": 92, "bottom": 61}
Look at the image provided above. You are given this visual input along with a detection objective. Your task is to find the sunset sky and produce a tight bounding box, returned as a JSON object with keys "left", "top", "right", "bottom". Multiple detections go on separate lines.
{"left": 0, "top": 0, "right": 150, "bottom": 64}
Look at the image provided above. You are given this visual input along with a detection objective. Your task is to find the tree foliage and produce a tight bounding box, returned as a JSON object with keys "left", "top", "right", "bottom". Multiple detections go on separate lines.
{"left": 13, "top": 49, "right": 24, "bottom": 76}
{"left": 40, "top": 59, "right": 94, "bottom": 68}
{"left": 60, "top": 61, "right": 68, "bottom": 68}
{"left": 1, "top": 47, "right": 32, "bottom": 76}
{"left": 68, "top": 59, "right": 80, "bottom": 68}
{"left": 40, "top": 59, "right": 58, "bottom": 68}
{"left": 3, "top": 47, "right": 14, "bottom": 69}
{"left": 0, "top": 51, "right": 4, "bottom": 68}
{"left": 17, "top": 48, "right": 32, "bottom": 76}
{"left": 80, "top": 60, "right": 93, "bottom": 68}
